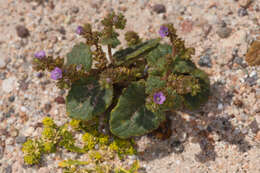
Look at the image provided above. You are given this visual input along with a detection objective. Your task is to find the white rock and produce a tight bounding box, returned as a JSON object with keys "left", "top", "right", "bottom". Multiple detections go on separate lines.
{"left": 2, "top": 77, "right": 17, "bottom": 93}
{"left": 22, "top": 126, "right": 35, "bottom": 137}
{"left": 20, "top": 106, "right": 27, "bottom": 112}
{"left": 218, "top": 103, "right": 223, "bottom": 110}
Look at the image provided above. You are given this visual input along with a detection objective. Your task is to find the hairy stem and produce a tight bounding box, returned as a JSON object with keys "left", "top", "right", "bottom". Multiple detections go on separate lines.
{"left": 107, "top": 45, "right": 113, "bottom": 64}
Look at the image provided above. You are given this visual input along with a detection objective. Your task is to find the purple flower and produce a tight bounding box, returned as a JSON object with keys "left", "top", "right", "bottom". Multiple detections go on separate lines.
{"left": 153, "top": 92, "right": 166, "bottom": 105}
{"left": 51, "top": 67, "right": 62, "bottom": 80}
{"left": 76, "top": 26, "right": 84, "bottom": 35}
{"left": 159, "top": 26, "right": 169, "bottom": 38}
{"left": 34, "top": 50, "right": 46, "bottom": 59}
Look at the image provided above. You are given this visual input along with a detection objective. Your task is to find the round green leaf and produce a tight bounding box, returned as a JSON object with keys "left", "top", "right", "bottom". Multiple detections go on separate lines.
{"left": 110, "top": 82, "right": 165, "bottom": 139}
{"left": 66, "top": 78, "right": 113, "bottom": 121}
{"left": 66, "top": 43, "right": 92, "bottom": 71}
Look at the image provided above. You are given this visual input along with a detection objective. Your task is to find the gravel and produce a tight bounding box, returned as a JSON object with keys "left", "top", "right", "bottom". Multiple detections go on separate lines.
{"left": 0, "top": 0, "right": 260, "bottom": 172}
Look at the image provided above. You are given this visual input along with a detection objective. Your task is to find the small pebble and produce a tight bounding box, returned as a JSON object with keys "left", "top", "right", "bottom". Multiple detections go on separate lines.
{"left": 2, "top": 77, "right": 16, "bottom": 93}
{"left": 128, "top": 155, "right": 137, "bottom": 160}
{"left": 16, "top": 25, "right": 30, "bottom": 38}
{"left": 218, "top": 103, "right": 223, "bottom": 110}
{"left": 0, "top": 57, "right": 7, "bottom": 69}
{"left": 94, "top": 144, "right": 99, "bottom": 150}
{"left": 171, "top": 140, "right": 184, "bottom": 153}
{"left": 9, "top": 128, "right": 18, "bottom": 137}
{"left": 70, "top": 6, "right": 79, "bottom": 14}
{"left": 44, "top": 103, "right": 52, "bottom": 112}
{"left": 54, "top": 96, "right": 65, "bottom": 104}
{"left": 198, "top": 54, "right": 212, "bottom": 67}
{"left": 246, "top": 71, "right": 258, "bottom": 86}
{"left": 58, "top": 27, "right": 66, "bottom": 35}
{"left": 238, "top": 8, "right": 248, "bottom": 16}
{"left": 233, "top": 56, "right": 244, "bottom": 66}
{"left": 8, "top": 96, "right": 15, "bottom": 102}
{"left": 153, "top": 4, "right": 166, "bottom": 14}
{"left": 216, "top": 27, "right": 232, "bottom": 38}
{"left": 0, "top": 72, "right": 7, "bottom": 80}
{"left": 16, "top": 135, "right": 27, "bottom": 144}
{"left": 36, "top": 72, "right": 44, "bottom": 78}
{"left": 59, "top": 89, "right": 66, "bottom": 96}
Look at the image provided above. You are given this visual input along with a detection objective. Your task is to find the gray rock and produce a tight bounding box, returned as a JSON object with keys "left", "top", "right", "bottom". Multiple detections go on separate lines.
{"left": 198, "top": 54, "right": 212, "bottom": 67}
{"left": 153, "top": 4, "right": 166, "bottom": 14}
{"left": 238, "top": 8, "right": 248, "bottom": 16}
{"left": 0, "top": 72, "right": 7, "bottom": 80}
{"left": 59, "top": 89, "right": 66, "bottom": 96}
{"left": 234, "top": 56, "right": 243, "bottom": 66}
{"left": 171, "top": 140, "right": 184, "bottom": 153}
{"left": 246, "top": 71, "right": 258, "bottom": 86}
{"left": 216, "top": 27, "right": 232, "bottom": 38}
{"left": 8, "top": 96, "right": 15, "bottom": 102}
{"left": 70, "top": 6, "right": 79, "bottom": 14}
{"left": 16, "top": 136, "right": 27, "bottom": 144}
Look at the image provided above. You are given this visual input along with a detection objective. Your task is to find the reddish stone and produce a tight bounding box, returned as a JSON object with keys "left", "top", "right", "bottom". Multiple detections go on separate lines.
{"left": 55, "top": 96, "right": 65, "bottom": 104}
{"left": 180, "top": 20, "right": 193, "bottom": 33}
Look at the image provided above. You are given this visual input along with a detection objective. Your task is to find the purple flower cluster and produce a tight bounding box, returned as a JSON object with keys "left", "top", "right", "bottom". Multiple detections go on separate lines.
{"left": 34, "top": 50, "right": 46, "bottom": 59}
{"left": 153, "top": 92, "right": 166, "bottom": 105}
{"left": 159, "top": 26, "right": 169, "bottom": 38}
{"left": 51, "top": 67, "right": 62, "bottom": 80}
{"left": 76, "top": 26, "right": 84, "bottom": 35}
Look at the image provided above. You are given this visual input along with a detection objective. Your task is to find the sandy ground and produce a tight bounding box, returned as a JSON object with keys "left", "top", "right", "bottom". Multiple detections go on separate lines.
{"left": 0, "top": 0, "right": 260, "bottom": 172}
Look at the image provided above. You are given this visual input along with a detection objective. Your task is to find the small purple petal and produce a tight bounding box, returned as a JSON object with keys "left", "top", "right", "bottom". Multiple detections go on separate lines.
{"left": 76, "top": 26, "right": 84, "bottom": 35}
{"left": 51, "top": 67, "right": 62, "bottom": 80}
{"left": 159, "top": 26, "right": 169, "bottom": 38}
{"left": 153, "top": 92, "right": 166, "bottom": 104}
{"left": 34, "top": 50, "right": 46, "bottom": 59}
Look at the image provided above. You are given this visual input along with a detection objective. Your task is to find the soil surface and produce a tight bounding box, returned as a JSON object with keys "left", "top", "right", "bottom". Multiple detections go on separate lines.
{"left": 0, "top": 0, "right": 260, "bottom": 173}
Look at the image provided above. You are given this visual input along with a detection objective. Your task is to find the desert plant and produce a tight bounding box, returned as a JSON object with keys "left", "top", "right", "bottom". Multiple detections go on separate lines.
{"left": 33, "top": 12, "right": 210, "bottom": 139}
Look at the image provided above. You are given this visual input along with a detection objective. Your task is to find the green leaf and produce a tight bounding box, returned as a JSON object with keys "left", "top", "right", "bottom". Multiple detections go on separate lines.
{"left": 145, "top": 75, "right": 166, "bottom": 94}
{"left": 66, "top": 43, "right": 92, "bottom": 71}
{"left": 113, "top": 39, "right": 160, "bottom": 66}
{"left": 66, "top": 78, "right": 113, "bottom": 121}
{"left": 172, "top": 57, "right": 196, "bottom": 74}
{"left": 110, "top": 81, "right": 165, "bottom": 139}
{"left": 183, "top": 69, "right": 210, "bottom": 110}
{"left": 101, "top": 36, "right": 121, "bottom": 48}
{"left": 146, "top": 44, "right": 172, "bottom": 69}
{"left": 58, "top": 159, "right": 89, "bottom": 168}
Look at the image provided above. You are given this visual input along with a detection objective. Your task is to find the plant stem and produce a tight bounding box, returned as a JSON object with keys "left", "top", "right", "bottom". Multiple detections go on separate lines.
{"left": 107, "top": 45, "right": 113, "bottom": 64}
{"left": 170, "top": 36, "right": 176, "bottom": 58}
{"left": 172, "top": 44, "right": 176, "bottom": 57}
